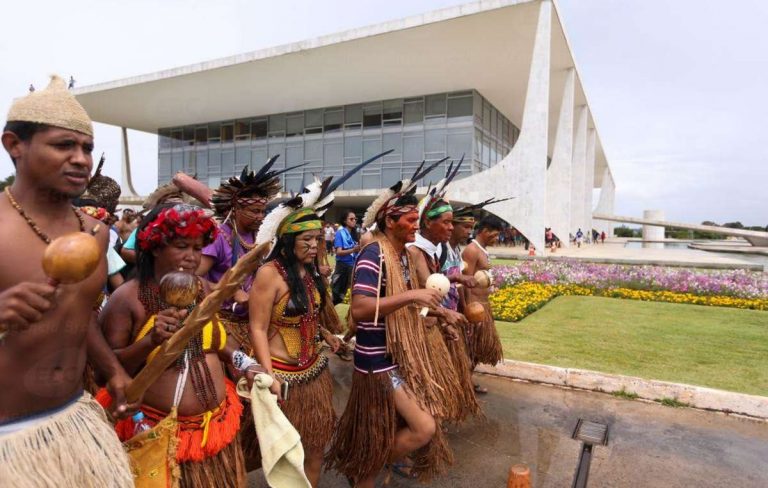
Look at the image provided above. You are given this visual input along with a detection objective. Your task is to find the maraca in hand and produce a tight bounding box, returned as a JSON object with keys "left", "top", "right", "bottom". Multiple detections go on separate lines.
{"left": 0, "top": 230, "right": 101, "bottom": 340}
{"left": 42, "top": 230, "right": 102, "bottom": 286}
{"left": 420, "top": 273, "right": 451, "bottom": 317}
{"left": 474, "top": 269, "right": 493, "bottom": 289}
{"left": 465, "top": 301, "right": 486, "bottom": 323}
{"left": 159, "top": 270, "right": 200, "bottom": 308}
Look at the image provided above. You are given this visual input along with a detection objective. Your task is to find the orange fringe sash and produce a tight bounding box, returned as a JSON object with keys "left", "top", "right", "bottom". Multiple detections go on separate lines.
{"left": 96, "top": 379, "right": 243, "bottom": 463}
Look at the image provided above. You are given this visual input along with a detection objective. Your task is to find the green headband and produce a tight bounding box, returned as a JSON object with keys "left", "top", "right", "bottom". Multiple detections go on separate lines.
{"left": 452, "top": 215, "right": 475, "bottom": 223}
{"left": 426, "top": 204, "right": 453, "bottom": 219}
{"left": 278, "top": 208, "right": 323, "bottom": 236}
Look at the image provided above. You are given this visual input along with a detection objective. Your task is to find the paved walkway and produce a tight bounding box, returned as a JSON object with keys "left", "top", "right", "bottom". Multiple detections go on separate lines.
{"left": 248, "top": 356, "right": 768, "bottom": 487}
{"left": 488, "top": 239, "right": 765, "bottom": 270}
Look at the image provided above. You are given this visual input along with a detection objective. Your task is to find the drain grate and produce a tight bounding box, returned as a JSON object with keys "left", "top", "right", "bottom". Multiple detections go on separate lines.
{"left": 571, "top": 419, "right": 610, "bottom": 488}
{"left": 573, "top": 419, "right": 609, "bottom": 446}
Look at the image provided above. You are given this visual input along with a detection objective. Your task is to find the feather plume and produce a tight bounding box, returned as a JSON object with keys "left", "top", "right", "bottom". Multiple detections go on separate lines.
{"left": 255, "top": 203, "right": 293, "bottom": 247}
{"left": 299, "top": 177, "right": 324, "bottom": 209}
{"left": 452, "top": 195, "right": 515, "bottom": 219}
{"left": 362, "top": 188, "right": 395, "bottom": 229}
{"left": 258, "top": 150, "right": 390, "bottom": 246}
{"left": 417, "top": 188, "right": 435, "bottom": 222}
{"left": 89, "top": 153, "right": 106, "bottom": 184}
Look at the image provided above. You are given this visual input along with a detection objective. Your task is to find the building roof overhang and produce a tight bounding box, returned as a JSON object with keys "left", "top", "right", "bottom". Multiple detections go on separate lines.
{"left": 75, "top": 0, "right": 609, "bottom": 186}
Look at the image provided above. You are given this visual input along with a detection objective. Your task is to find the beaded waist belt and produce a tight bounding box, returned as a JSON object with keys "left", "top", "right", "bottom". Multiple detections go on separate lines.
{"left": 271, "top": 354, "right": 328, "bottom": 386}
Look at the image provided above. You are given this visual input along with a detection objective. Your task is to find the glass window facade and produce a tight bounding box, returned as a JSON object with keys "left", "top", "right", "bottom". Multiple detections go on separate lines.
{"left": 157, "top": 90, "right": 519, "bottom": 191}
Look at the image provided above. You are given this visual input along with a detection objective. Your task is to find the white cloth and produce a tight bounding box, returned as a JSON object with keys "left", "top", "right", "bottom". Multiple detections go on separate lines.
{"left": 471, "top": 239, "right": 489, "bottom": 258}
{"left": 408, "top": 232, "right": 443, "bottom": 262}
{"left": 109, "top": 227, "right": 119, "bottom": 249}
{"left": 236, "top": 375, "right": 311, "bottom": 488}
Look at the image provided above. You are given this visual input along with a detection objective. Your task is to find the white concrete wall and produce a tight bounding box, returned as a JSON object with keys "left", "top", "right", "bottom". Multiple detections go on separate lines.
{"left": 593, "top": 167, "right": 616, "bottom": 236}
{"left": 546, "top": 68, "right": 575, "bottom": 246}
{"left": 569, "top": 105, "right": 587, "bottom": 239}
{"left": 448, "top": 0, "right": 551, "bottom": 253}
{"left": 584, "top": 128, "right": 596, "bottom": 234}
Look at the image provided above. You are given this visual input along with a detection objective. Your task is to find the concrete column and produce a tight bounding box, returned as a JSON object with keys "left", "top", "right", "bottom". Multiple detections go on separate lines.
{"left": 584, "top": 128, "right": 596, "bottom": 235}
{"left": 643, "top": 210, "right": 665, "bottom": 245}
{"left": 120, "top": 127, "right": 140, "bottom": 197}
{"left": 546, "top": 68, "right": 575, "bottom": 247}
{"left": 593, "top": 167, "right": 616, "bottom": 236}
{"left": 447, "top": 0, "right": 551, "bottom": 253}
{"left": 570, "top": 106, "right": 587, "bottom": 239}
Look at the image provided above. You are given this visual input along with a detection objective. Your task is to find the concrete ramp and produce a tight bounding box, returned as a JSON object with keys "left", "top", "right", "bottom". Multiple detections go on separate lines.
{"left": 594, "top": 213, "right": 768, "bottom": 247}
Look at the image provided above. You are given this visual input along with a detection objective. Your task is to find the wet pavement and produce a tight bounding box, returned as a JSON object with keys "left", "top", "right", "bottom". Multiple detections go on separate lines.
{"left": 249, "top": 355, "right": 768, "bottom": 487}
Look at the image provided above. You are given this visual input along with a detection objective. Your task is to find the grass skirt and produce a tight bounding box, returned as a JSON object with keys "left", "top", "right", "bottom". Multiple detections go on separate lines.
{"left": 409, "top": 422, "right": 454, "bottom": 482}
{"left": 469, "top": 302, "right": 503, "bottom": 366}
{"left": 0, "top": 392, "right": 133, "bottom": 488}
{"left": 443, "top": 330, "right": 483, "bottom": 422}
{"left": 326, "top": 371, "right": 397, "bottom": 481}
{"left": 178, "top": 433, "right": 245, "bottom": 488}
{"left": 274, "top": 359, "right": 336, "bottom": 455}
{"left": 424, "top": 325, "right": 468, "bottom": 422}
{"left": 327, "top": 370, "right": 452, "bottom": 483}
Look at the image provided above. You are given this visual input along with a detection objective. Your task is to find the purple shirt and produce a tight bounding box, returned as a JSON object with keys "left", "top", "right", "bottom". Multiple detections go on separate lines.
{"left": 202, "top": 222, "right": 255, "bottom": 317}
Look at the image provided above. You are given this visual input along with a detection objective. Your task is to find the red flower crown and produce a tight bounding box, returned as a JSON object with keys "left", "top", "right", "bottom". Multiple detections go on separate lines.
{"left": 138, "top": 205, "right": 218, "bottom": 251}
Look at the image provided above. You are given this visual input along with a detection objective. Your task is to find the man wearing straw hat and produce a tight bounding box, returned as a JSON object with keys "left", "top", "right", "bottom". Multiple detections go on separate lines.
{"left": 0, "top": 75, "right": 134, "bottom": 486}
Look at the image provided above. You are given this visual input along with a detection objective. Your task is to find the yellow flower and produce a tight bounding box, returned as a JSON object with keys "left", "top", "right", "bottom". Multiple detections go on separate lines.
{"left": 488, "top": 282, "right": 768, "bottom": 321}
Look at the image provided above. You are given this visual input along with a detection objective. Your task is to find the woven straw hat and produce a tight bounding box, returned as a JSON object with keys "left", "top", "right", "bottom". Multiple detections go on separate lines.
{"left": 6, "top": 75, "right": 93, "bottom": 136}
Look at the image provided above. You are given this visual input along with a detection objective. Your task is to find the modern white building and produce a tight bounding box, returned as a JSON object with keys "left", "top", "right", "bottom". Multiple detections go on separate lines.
{"left": 75, "top": 0, "right": 616, "bottom": 251}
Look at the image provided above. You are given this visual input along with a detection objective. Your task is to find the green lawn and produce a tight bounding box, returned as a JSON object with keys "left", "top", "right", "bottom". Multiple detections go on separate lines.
{"left": 491, "top": 258, "right": 519, "bottom": 266}
{"left": 496, "top": 296, "right": 768, "bottom": 396}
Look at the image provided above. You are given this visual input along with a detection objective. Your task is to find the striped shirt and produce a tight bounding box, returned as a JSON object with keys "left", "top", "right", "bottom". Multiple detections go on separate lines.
{"left": 351, "top": 242, "right": 411, "bottom": 374}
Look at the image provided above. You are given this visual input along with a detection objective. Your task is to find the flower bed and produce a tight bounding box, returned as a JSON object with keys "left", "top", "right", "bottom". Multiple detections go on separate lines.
{"left": 493, "top": 260, "right": 768, "bottom": 299}
{"left": 489, "top": 282, "right": 768, "bottom": 322}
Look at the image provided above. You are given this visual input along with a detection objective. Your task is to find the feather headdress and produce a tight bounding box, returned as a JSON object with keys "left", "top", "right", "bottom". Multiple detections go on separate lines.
{"left": 452, "top": 196, "right": 515, "bottom": 223}
{"left": 210, "top": 155, "right": 305, "bottom": 220}
{"left": 256, "top": 150, "right": 393, "bottom": 252}
{"left": 142, "top": 181, "right": 197, "bottom": 211}
{"left": 361, "top": 156, "right": 448, "bottom": 229}
{"left": 76, "top": 153, "right": 121, "bottom": 214}
{"left": 416, "top": 155, "right": 464, "bottom": 223}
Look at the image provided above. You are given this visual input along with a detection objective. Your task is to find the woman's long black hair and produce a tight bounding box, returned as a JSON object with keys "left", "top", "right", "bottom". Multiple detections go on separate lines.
{"left": 266, "top": 225, "right": 328, "bottom": 314}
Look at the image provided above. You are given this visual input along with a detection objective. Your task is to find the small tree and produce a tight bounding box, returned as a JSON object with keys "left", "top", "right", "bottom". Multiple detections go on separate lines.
{"left": 614, "top": 226, "right": 636, "bottom": 238}
{"left": 0, "top": 174, "right": 14, "bottom": 191}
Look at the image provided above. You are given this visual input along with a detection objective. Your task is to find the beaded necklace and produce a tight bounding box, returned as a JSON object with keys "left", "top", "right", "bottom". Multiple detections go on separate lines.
{"left": 5, "top": 187, "right": 85, "bottom": 243}
{"left": 232, "top": 224, "right": 256, "bottom": 251}
{"left": 138, "top": 278, "right": 219, "bottom": 411}
{"left": 273, "top": 259, "right": 321, "bottom": 367}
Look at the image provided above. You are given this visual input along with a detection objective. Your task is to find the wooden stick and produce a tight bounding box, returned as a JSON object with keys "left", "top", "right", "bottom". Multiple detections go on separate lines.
{"left": 507, "top": 463, "right": 531, "bottom": 488}
{"left": 125, "top": 241, "right": 270, "bottom": 403}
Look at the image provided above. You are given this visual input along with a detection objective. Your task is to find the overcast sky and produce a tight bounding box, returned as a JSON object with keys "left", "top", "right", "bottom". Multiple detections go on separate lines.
{"left": 1, "top": 0, "right": 766, "bottom": 226}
